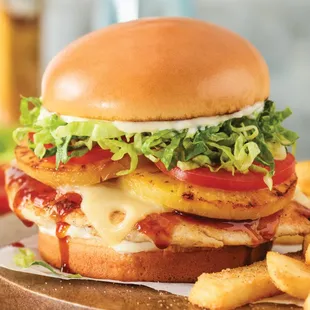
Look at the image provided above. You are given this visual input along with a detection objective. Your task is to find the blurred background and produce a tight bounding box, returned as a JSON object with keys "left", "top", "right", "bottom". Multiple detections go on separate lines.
{"left": 0, "top": 0, "right": 309, "bottom": 214}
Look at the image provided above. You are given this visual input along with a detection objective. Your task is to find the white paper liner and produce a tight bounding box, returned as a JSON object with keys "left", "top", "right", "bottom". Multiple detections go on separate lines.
{"left": 0, "top": 234, "right": 302, "bottom": 301}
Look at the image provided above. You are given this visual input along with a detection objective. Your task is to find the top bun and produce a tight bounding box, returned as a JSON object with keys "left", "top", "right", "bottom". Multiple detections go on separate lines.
{"left": 42, "top": 17, "right": 270, "bottom": 121}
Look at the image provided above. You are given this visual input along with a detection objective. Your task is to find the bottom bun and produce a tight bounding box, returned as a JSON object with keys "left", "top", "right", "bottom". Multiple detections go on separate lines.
{"left": 39, "top": 232, "right": 271, "bottom": 282}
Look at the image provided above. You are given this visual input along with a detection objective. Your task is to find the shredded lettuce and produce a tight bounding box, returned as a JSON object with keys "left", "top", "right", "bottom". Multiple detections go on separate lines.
{"left": 14, "top": 248, "right": 35, "bottom": 268}
{"left": 13, "top": 97, "right": 298, "bottom": 187}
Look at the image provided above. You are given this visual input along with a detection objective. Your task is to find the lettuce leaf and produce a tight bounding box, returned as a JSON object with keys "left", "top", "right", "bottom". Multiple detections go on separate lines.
{"left": 13, "top": 248, "right": 35, "bottom": 268}
{"left": 14, "top": 248, "right": 81, "bottom": 278}
{"left": 13, "top": 97, "right": 298, "bottom": 187}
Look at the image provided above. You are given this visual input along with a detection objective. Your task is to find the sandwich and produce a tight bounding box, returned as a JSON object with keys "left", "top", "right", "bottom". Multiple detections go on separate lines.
{"left": 5, "top": 17, "right": 310, "bottom": 282}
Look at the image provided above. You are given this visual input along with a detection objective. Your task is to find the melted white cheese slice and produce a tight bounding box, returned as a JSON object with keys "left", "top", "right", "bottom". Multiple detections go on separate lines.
{"left": 59, "top": 184, "right": 163, "bottom": 246}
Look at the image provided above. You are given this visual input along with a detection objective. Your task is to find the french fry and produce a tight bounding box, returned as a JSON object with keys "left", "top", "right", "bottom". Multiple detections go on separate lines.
{"left": 267, "top": 251, "right": 310, "bottom": 300}
{"left": 296, "top": 161, "right": 310, "bottom": 197}
{"left": 305, "top": 293, "right": 310, "bottom": 310}
{"left": 274, "top": 235, "right": 303, "bottom": 245}
{"left": 304, "top": 235, "right": 310, "bottom": 264}
{"left": 189, "top": 260, "right": 280, "bottom": 310}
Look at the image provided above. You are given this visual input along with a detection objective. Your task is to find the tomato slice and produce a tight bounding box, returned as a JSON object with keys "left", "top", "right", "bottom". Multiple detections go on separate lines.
{"left": 28, "top": 133, "right": 113, "bottom": 165}
{"left": 156, "top": 153, "right": 296, "bottom": 191}
{"left": 45, "top": 146, "right": 113, "bottom": 165}
{"left": 66, "top": 147, "right": 113, "bottom": 164}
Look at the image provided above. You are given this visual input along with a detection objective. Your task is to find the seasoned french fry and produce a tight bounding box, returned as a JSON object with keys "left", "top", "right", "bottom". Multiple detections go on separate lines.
{"left": 304, "top": 293, "right": 310, "bottom": 310}
{"left": 304, "top": 235, "right": 310, "bottom": 264}
{"left": 296, "top": 161, "right": 310, "bottom": 197}
{"left": 267, "top": 252, "right": 310, "bottom": 300}
{"left": 189, "top": 260, "right": 280, "bottom": 310}
{"left": 274, "top": 235, "right": 303, "bottom": 245}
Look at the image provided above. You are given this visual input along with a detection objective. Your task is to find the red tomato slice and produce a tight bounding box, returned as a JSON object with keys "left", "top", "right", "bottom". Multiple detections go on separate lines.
{"left": 45, "top": 146, "right": 113, "bottom": 165}
{"left": 28, "top": 133, "right": 113, "bottom": 165}
{"left": 66, "top": 147, "right": 113, "bottom": 164}
{"left": 156, "top": 153, "right": 296, "bottom": 191}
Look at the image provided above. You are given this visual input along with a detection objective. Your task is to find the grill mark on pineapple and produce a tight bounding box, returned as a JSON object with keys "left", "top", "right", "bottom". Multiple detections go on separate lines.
{"left": 248, "top": 201, "right": 254, "bottom": 207}
{"left": 58, "top": 165, "right": 67, "bottom": 171}
{"left": 182, "top": 192, "right": 194, "bottom": 200}
{"left": 134, "top": 172, "right": 145, "bottom": 177}
{"left": 149, "top": 170, "right": 162, "bottom": 175}
{"left": 19, "top": 149, "right": 29, "bottom": 156}
{"left": 193, "top": 177, "right": 296, "bottom": 207}
{"left": 271, "top": 178, "right": 297, "bottom": 197}
{"left": 197, "top": 196, "right": 257, "bottom": 208}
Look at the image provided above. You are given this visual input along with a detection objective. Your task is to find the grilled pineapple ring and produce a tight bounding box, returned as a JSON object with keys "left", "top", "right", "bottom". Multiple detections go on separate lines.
{"left": 15, "top": 146, "right": 130, "bottom": 188}
{"left": 117, "top": 164, "right": 297, "bottom": 220}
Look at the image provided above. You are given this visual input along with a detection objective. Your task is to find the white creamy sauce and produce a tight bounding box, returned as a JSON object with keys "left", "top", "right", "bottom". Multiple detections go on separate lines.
{"left": 113, "top": 102, "right": 264, "bottom": 133}
{"left": 38, "top": 101, "right": 264, "bottom": 133}
{"left": 110, "top": 240, "right": 157, "bottom": 253}
{"left": 40, "top": 225, "right": 95, "bottom": 239}
{"left": 39, "top": 226, "right": 157, "bottom": 253}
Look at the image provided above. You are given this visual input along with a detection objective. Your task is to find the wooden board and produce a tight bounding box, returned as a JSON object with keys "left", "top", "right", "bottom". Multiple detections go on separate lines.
{"left": 0, "top": 267, "right": 301, "bottom": 310}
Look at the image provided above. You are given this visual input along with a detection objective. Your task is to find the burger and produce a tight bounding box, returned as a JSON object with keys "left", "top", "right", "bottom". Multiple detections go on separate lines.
{"left": 5, "top": 18, "right": 310, "bottom": 282}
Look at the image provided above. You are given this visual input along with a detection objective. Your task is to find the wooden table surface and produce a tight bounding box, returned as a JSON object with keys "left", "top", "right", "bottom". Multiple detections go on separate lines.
{"left": 0, "top": 267, "right": 301, "bottom": 310}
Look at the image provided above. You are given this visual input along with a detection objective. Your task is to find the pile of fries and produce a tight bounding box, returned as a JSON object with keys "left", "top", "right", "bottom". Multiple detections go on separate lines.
{"left": 189, "top": 235, "right": 310, "bottom": 309}
{"left": 190, "top": 161, "right": 310, "bottom": 310}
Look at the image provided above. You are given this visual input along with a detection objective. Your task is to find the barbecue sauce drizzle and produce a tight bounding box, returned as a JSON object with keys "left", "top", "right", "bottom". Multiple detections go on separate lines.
{"left": 11, "top": 242, "right": 25, "bottom": 248}
{"left": 56, "top": 222, "right": 71, "bottom": 272}
{"left": 52, "top": 192, "right": 82, "bottom": 273}
{"left": 6, "top": 167, "right": 81, "bottom": 273}
{"left": 136, "top": 210, "right": 282, "bottom": 248}
{"left": 8, "top": 167, "right": 284, "bottom": 261}
{"left": 7, "top": 166, "right": 56, "bottom": 227}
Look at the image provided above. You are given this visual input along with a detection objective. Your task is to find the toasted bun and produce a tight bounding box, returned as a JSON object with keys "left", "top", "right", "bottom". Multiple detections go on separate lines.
{"left": 39, "top": 232, "right": 271, "bottom": 282}
{"left": 42, "top": 17, "right": 269, "bottom": 121}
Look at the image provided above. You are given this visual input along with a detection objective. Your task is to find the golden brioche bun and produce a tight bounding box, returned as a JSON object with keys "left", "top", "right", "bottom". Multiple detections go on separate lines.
{"left": 39, "top": 232, "right": 271, "bottom": 282}
{"left": 42, "top": 17, "right": 269, "bottom": 121}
